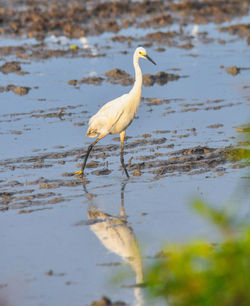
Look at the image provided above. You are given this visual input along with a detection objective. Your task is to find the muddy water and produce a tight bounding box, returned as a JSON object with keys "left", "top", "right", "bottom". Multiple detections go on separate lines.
{"left": 1, "top": 1, "right": 250, "bottom": 305}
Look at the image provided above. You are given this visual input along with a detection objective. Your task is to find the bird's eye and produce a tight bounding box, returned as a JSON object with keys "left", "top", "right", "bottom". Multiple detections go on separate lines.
{"left": 139, "top": 51, "right": 142, "bottom": 54}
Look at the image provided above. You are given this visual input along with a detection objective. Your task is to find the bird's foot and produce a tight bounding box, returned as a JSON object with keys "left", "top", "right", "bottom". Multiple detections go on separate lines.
{"left": 74, "top": 170, "right": 84, "bottom": 178}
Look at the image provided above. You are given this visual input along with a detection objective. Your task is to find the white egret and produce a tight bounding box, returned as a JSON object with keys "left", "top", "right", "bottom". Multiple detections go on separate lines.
{"left": 76, "top": 47, "right": 156, "bottom": 178}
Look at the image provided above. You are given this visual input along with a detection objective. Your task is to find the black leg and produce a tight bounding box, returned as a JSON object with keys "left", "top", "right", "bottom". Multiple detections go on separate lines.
{"left": 120, "top": 131, "right": 129, "bottom": 178}
{"left": 80, "top": 136, "right": 102, "bottom": 177}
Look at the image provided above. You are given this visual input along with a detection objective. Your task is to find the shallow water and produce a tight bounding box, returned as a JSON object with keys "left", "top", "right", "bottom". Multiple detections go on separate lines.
{"left": 1, "top": 11, "right": 250, "bottom": 306}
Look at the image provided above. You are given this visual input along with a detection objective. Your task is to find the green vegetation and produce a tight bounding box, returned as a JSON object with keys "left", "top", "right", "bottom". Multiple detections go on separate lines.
{"left": 145, "top": 201, "right": 250, "bottom": 306}
{"left": 145, "top": 125, "right": 250, "bottom": 305}
{"left": 225, "top": 123, "right": 250, "bottom": 163}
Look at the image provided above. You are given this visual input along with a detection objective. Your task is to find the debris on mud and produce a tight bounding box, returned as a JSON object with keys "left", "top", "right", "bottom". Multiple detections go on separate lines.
{"left": 219, "top": 23, "right": 250, "bottom": 43}
{"left": 168, "top": 0, "right": 250, "bottom": 24}
{"left": 226, "top": 66, "right": 240, "bottom": 76}
{"left": 85, "top": 161, "right": 100, "bottom": 169}
{"left": 0, "top": 0, "right": 248, "bottom": 65}
{"left": 45, "top": 269, "right": 54, "bottom": 276}
{"left": 178, "top": 42, "right": 194, "bottom": 50}
{"left": 138, "top": 14, "right": 173, "bottom": 29}
{"left": 44, "top": 269, "right": 65, "bottom": 277}
{"left": 1, "top": 0, "right": 249, "bottom": 40}
{"left": 68, "top": 69, "right": 132, "bottom": 87}
{"left": 143, "top": 97, "right": 171, "bottom": 106}
{"left": 0, "top": 141, "right": 241, "bottom": 210}
{"left": 0, "top": 61, "right": 23, "bottom": 74}
{"left": 111, "top": 35, "right": 133, "bottom": 43}
{"left": 127, "top": 145, "right": 230, "bottom": 178}
{"left": 132, "top": 169, "right": 142, "bottom": 176}
{"left": 104, "top": 69, "right": 133, "bottom": 86}
{"left": 91, "top": 296, "right": 126, "bottom": 306}
{"left": 226, "top": 66, "right": 250, "bottom": 76}
{"left": 207, "top": 124, "right": 224, "bottom": 129}
{"left": 0, "top": 84, "right": 31, "bottom": 95}
{"left": 11, "top": 85, "right": 31, "bottom": 95}
{"left": 142, "top": 31, "right": 177, "bottom": 46}
{"left": 79, "top": 76, "right": 104, "bottom": 86}
{"left": 0, "top": 61, "right": 20, "bottom": 74}
{"left": 68, "top": 70, "right": 182, "bottom": 87}
{"left": 143, "top": 71, "right": 181, "bottom": 86}
{"left": 0, "top": 1, "right": 165, "bottom": 38}
{"left": 0, "top": 42, "right": 105, "bottom": 61}
{"left": 92, "top": 169, "right": 111, "bottom": 176}
{"left": 141, "top": 30, "right": 197, "bottom": 49}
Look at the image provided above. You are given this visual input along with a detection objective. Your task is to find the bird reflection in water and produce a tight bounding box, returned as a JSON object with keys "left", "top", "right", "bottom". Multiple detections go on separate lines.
{"left": 84, "top": 182, "right": 143, "bottom": 306}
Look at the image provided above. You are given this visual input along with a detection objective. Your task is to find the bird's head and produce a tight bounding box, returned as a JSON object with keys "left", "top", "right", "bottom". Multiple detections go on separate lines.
{"left": 136, "top": 47, "right": 156, "bottom": 65}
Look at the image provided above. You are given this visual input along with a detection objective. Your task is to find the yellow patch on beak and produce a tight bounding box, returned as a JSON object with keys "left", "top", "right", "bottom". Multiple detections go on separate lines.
{"left": 140, "top": 52, "right": 146, "bottom": 56}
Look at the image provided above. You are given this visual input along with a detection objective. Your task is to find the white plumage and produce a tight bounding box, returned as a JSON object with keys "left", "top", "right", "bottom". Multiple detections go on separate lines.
{"left": 87, "top": 93, "right": 131, "bottom": 137}
{"left": 76, "top": 47, "right": 156, "bottom": 178}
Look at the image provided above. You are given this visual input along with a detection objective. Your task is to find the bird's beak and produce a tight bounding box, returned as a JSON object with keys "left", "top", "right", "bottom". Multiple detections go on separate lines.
{"left": 145, "top": 54, "right": 156, "bottom": 65}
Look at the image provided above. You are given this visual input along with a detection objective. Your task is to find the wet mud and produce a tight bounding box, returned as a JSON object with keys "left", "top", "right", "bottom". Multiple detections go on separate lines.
{"left": 0, "top": 136, "right": 242, "bottom": 212}
{"left": 0, "top": 0, "right": 248, "bottom": 61}
{"left": 1, "top": 1, "right": 249, "bottom": 305}
{"left": 68, "top": 69, "right": 183, "bottom": 87}
{"left": 0, "top": 61, "right": 24, "bottom": 74}
{"left": 0, "top": 41, "right": 105, "bottom": 61}
{"left": 0, "top": 84, "right": 30, "bottom": 95}
{"left": 219, "top": 23, "right": 250, "bottom": 44}
{"left": 0, "top": 0, "right": 249, "bottom": 39}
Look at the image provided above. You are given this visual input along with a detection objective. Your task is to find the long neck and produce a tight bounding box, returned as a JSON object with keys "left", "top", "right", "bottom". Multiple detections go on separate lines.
{"left": 130, "top": 54, "right": 142, "bottom": 97}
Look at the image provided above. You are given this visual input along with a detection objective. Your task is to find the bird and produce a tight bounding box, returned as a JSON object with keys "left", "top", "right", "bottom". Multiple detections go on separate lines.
{"left": 75, "top": 47, "right": 156, "bottom": 178}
